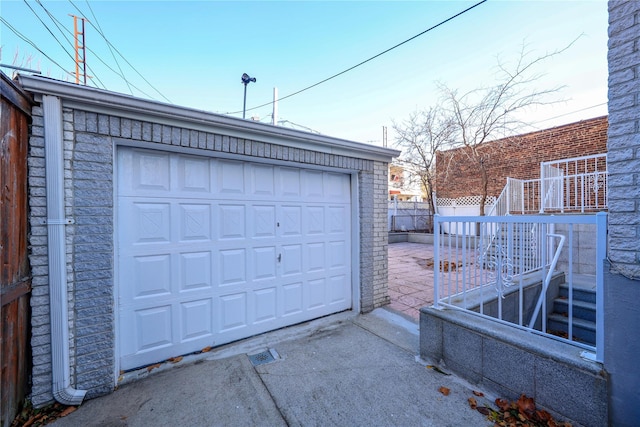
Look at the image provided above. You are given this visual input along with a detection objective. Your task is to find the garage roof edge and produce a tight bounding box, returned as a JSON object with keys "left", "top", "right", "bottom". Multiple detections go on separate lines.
{"left": 17, "top": 74, "right": 400, "bottom": 163}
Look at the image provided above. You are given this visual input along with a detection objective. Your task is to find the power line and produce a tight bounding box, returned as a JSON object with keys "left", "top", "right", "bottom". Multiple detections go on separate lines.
{"left": 225, "top": 0, "right": 487, "bottom": 115}
{"left": 82, "top": 0, "right": 132, "bottom": 95}
{"left": 32, "top": 0, "right": 109, "bottom": 89}
{"left": 68, "top": 0, "right": 172, "bottom": 102}
{"left": 21, "top": 0, "right": 78, "bottom": 76}
{"left": 25, "top": 0, "right": 169, "bottom": 100}
{"left": 532, "top": 102, "right": 607, "bottom": 125}
{"left": 0, "top": 16, "right": 68, "bottom": 75}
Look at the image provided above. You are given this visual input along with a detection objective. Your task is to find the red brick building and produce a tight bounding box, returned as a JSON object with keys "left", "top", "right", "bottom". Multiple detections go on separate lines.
{"left": 434, "top": 116, "right": 608, "bottom": 200}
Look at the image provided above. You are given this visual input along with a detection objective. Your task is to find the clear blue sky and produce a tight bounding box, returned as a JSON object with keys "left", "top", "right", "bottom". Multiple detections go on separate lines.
{"left": 1, "top": 1, "right": 608, "bottom": 145}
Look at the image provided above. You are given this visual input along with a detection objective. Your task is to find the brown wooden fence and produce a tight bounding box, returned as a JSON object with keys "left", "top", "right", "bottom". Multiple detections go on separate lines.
{"left": 1, "top": 72, "right": 33, "bottom": 427}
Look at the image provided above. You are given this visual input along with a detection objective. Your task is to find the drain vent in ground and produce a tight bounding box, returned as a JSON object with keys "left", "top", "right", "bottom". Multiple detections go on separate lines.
{"left": 248, "top": 348, "right": 278, "bottom": 366}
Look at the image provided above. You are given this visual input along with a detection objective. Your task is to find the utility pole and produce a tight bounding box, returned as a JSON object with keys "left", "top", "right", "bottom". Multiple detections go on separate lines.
{"left": 272, "top": 87, "right": 278, "bottom": 125}
{"left": 70, "top": 15, "right": 88, "bottom": 85}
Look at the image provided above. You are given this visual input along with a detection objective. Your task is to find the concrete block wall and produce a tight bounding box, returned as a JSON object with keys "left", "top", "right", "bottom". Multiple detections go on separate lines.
{"left": 420, "top": 308, "right": 607, "bottom": 427}
{"left": 28, "top": 105, "right": 390, "bottom": 404}
{"left": 555, "top": 222, "right": 598, "bottom": 275}
{"left": 605, "top": 2, "right": 640, "bottom": 424}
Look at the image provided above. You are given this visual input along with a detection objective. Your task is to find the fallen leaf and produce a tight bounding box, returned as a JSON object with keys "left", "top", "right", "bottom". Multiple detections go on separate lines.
{"left": 517, "top": 394, "right": 536, "bottom": 415}
{"left": 168, "top": 356, "right": 183, "bottom": 363}
{"left": 473, "top": 390, "right": 484, "bottom": 397}
{"left": 468, "top": 397, "right": 478, "bottom": 409}
{"left": 146, "top": 363, "right": 161, "bottom": 372}
{"left": 495, "top": 398, "right": 510, "bottom": 411}
{"left": 201, "top": 346, "right": 212, "bottom": 353}
{"left": 59, "top": 406, "right": 77, "bottom": 417}
{"left": 438, "top": 386, "right": 450, "bottom": 396}
{"left": 476, "top": 406, "right": 491, "bottom": 416}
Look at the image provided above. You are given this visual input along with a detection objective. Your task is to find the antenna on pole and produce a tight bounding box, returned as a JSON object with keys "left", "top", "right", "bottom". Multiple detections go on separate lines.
{"left": 383, "top": 126, "right": 388, "bottom": 147}
{"left": 241, "top": 73, "right": 257, "bottom": 119}
{"left": 272, "top": 87, "right": 278, "bottom": 126}
{"left": 70, "top": 15, "right": 88, "bottom": 85}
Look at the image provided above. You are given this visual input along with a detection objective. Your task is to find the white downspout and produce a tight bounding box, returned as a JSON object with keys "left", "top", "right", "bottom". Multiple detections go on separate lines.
{"left": 42, "top": 95, "right": 86, "bottom": 405}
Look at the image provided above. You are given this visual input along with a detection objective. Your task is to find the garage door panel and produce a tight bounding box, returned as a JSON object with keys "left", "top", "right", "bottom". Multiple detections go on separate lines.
{"left": 329, "top": 242, "right": 348, "bottom": 270}
{"left": 131, "top": 254, "right": 172, "bottom": 298}
{"left": 307, "top": 243, "right": 326, "bottom": 272}
{"left": 252, "top": 246, "right": 277, "bottom": 281}
{"left": 251, "top": 164, "right": 275, "bottom": 196}
{"left": 135, "top": 305, "right": 173, "bottom": 352}
{"left": 218, "top": 249, "right": 246, "bottom": 285}
{"left": 179, "top": 204, "right": 212, "bottom": 242}
{"left": 118, "top": 147, "right": 352, "bottom": 371}
{"left": 306, "top": 206, "right": 324, "bottom": 234}
{"left": 303, "top": 170, "right": 324, "bottom": 198}
{"left": 177, "top": 155, "right": 211, "bottom": 193}
{"left": 218, "top": 160, "right": 245, "bottom": 194}
{"left": 307, "top": 278, "right": 326, "bottom": 310}
{"left": 282, "top": 282, "right": 303, "bottom": 316}
{"left": 128, "top": 202, "right": 172, "bottom": 246}
{"left": 126, "top": 149, "right": 171, "bottom": 194}
{"left": 281, "top": 244, "right": 302, "bottom": 276}
{"left": 254, "top": 287, "right": 277, "bottom": 323}
{"left": 328, "top": 206, "right": 348, "bottom": 233}
{"left": 180, "top": 299, "right": 213, "bottom": 341}
{"left": 179, "top": 251, "right": 212, "bottom": 291}
{"left": 251, "top": 205, "right": 276, "bottom": 238}
{"left": 280, "top": 168, "right": 301, "bottom": 197}
{"left": 329, "top": 275, "right": 349, "bottom": 304}
{"left": 219, "top": 293, "right": 247, "bottom": 331}
{"left": 218, "top": 204, "right": 245, "bottom": 239}
{"left": 281, "top": 205, "right": 302, "bottom": 236}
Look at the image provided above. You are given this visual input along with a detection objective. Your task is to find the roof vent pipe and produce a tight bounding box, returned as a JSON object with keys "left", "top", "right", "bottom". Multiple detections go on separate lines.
{"left": 42, "top": 94, "right": 86, "bottom": 406}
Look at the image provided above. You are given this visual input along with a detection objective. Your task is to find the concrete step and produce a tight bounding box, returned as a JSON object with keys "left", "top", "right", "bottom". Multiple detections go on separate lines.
{"left": 552, "top": 298, "right": 596, "bottom": 323}
{"left": 547, "top": 313, "right": 596, "bottom": 346}
{"left": 558, "top": 284, "right": 596, "bottom": 304}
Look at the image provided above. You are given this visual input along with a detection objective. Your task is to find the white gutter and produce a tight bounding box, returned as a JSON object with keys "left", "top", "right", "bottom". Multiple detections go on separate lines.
{"left": 42, "top": 94, "right": 87, "bottom": 405}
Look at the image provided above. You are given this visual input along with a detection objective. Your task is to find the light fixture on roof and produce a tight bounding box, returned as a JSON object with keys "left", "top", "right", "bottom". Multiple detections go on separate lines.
{"left": 241, "top": 73, "right": 257, "bottom": 119}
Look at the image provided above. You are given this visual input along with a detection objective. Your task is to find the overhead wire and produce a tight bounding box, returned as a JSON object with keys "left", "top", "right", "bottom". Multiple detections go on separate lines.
{"left": 225, "top": 0, "right": 488, "bottom": 115}
{"left": 0, "top": 16, "right": 68, "bottom": 75}
{"left": 68, "top": 0, "right": 172, "bottom": 102}
{"left": 25, "top": 0, "right": 170, "bottom": 101}
{"left": 82, "top": 0, "right": 132, "bottom": 95}
{"left": 20, "top": 0, "right": 79, "bottom": 79}
{"left": 33, "top": 0, "right": 109, "bottom": 89}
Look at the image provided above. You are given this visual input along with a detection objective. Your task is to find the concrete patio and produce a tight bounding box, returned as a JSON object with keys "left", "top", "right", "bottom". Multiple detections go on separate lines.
{"left": 388, "top": 242, "right": 435, "bottom": 321}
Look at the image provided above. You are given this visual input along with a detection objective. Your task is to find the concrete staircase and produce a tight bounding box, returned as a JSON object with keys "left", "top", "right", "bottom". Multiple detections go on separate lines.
{"left": 547, "top": 278, "right": 597, "bottom": 346}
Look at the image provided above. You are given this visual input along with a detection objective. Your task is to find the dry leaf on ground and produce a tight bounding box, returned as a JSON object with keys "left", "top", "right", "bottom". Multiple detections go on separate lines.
{"left": 438, "top": 386, "right": 450, "bottom": 396}
{"left": 468, "top": 397, "right": 478, "bottom": 409}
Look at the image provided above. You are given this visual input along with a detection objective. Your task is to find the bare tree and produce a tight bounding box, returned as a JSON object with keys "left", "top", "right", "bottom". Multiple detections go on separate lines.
{"left": 438, "top": 43, "right": 572, "bottom": 215}
{"left": 395, "top": 42, "right": 574, "bottom": 217}
{"left": 392, "top": 107, "right": 455, "bottom": 215}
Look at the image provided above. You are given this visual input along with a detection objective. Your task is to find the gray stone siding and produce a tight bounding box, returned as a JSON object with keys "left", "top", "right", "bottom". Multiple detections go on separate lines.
{"left": 607, "top": 0, "right": 640, "bottom": 279}
{"left": 28, "top": 106, "right": 389, "bottom": 405}
{"left": 606, "top": 1, "right": 640, "bottom": 424}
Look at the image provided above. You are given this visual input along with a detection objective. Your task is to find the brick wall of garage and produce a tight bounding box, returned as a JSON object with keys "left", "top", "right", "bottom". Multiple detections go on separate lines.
{"left": 434, "top": 116, "right": 608, "bottom": 200}
{"left": 28, "top": 106, "right": 390, "bottom": 405}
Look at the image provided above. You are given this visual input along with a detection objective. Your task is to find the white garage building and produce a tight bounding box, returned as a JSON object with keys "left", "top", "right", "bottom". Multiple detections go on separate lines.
{"left": 19, "top": 74, "right": 399, "bottom": 405}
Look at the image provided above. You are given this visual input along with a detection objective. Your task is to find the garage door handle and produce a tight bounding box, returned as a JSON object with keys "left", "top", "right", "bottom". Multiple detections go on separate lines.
{"left": 277, "top": 254, "right": 282, "bottom": 263}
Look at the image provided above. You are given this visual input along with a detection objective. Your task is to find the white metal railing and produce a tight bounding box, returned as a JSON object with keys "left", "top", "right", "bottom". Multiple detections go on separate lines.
{"left": 539, "top": 153, "right": 608, "bottom": 213}
{"left": 433, "top": 212, "right": 607, "bottom": 362}
{"left": 486, "top": 153, "right": 608, "bottom": 215}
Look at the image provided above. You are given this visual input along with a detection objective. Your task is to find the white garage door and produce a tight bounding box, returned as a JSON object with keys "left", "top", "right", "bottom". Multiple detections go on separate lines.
{"left": 117, "top": 147, "right": 352, "bottom": 370}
